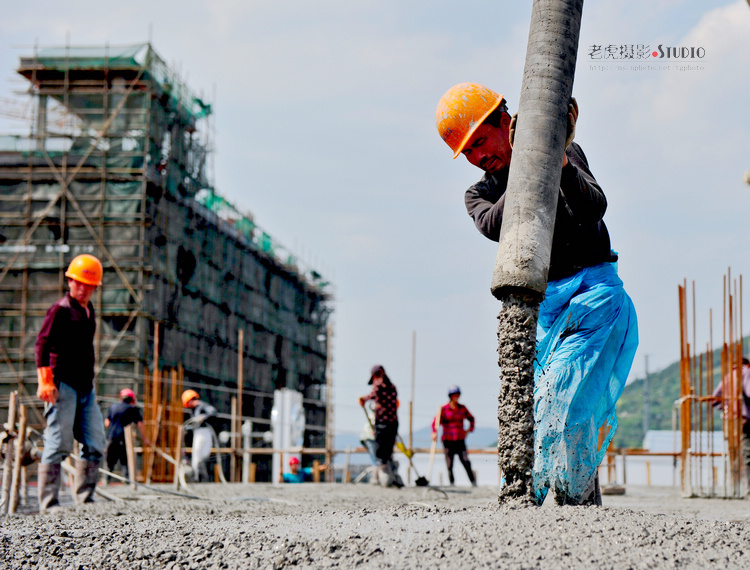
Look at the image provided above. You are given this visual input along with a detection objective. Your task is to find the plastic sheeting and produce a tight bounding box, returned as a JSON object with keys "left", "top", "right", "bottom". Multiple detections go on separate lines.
{"left": 532, "top": 261, "right": 638, "bottom": 505}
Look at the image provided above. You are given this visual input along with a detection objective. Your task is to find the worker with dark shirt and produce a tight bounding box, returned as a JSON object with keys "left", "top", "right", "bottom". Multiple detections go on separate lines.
{"left": 104, "top": 388, "right": 151, "bottom": 483}
{"left": 435, "top": 83, "right": 638, "bottom": 505}
{"left": 36, "top": 254, "right": 108, "bottom": 513}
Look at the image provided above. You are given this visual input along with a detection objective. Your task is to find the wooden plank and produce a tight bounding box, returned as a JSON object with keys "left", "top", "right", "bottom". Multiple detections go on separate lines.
{"left": 9, "top": 404, "right": 27, "bottom": 514}
{"left": 144, "top": 403, "right": 163, "bottom": 484}
{"left": 1, "top": 391, "right": 18, "bottom": 514}
{"left": 124, "top": 424, "right": 136, "bottom": 490}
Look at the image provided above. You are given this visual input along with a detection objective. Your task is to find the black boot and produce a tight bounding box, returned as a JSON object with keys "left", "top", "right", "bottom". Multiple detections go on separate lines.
{"left": 38, "top": 463, "right": 62, "bottom": 514}
{"left": 580, "top": 474, "right": 602, "bottom": 506}
{"left": 75, "top": 460, "right": 100, "bottom": 504}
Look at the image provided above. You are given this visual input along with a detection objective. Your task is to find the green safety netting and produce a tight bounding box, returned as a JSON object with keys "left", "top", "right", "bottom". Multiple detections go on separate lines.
{"left": 27, "top": 43, "right": 211, "bottom": 124}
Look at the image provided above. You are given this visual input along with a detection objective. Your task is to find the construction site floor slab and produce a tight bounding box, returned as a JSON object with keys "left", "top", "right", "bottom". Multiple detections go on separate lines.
{"left": 2, "top": 483, "right": 749, "bottom": 568}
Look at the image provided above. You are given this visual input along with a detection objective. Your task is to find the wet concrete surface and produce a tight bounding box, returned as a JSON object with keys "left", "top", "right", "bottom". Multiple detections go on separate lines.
{"left": 2, "top": 482, "right": 750, "bottom": 568}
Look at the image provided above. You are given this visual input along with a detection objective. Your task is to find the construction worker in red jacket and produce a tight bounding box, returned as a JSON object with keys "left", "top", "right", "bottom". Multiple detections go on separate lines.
{"left": 432, "top": 385, "right": 477, "bottom": 487}
{"left": 35, "top": 254, "right": 108, "bottom": 513}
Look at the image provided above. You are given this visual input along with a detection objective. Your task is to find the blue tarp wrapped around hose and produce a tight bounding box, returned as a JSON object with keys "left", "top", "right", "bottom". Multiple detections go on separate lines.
{"left": 532, "top": 261, "right": 638, "bottom": 504}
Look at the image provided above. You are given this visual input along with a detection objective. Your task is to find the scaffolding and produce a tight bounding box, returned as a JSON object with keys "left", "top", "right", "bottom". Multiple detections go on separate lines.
{"left": 0, "top": 43, "right": 333, "bottom": 482}
{"left": 677, "top": 270, "right": 744, "bottom": 497}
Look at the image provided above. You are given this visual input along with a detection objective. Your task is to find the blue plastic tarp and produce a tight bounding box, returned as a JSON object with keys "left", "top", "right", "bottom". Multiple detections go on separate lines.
{"left": 532, "top": 261, "right": 638, "bottom": 504}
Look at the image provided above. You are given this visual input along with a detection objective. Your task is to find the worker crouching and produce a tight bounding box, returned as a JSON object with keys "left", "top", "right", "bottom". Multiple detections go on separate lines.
{"left": 35, "top": 254, "right": 108, "bottom": 513}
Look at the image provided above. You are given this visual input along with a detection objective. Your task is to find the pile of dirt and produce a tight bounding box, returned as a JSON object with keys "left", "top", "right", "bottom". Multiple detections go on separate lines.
{"left": 2, "top": 483, "right": 749, "bottom": 569}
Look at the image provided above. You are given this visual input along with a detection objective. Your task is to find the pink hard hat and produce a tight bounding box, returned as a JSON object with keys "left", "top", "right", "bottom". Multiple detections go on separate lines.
{"left": 289, "top": 457, "right": 300, "bottom": 466}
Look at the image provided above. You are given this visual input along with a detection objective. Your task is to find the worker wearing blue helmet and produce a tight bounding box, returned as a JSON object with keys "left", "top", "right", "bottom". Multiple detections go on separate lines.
{"left": 432, "top": 385, "right": 477, "bottom": 487}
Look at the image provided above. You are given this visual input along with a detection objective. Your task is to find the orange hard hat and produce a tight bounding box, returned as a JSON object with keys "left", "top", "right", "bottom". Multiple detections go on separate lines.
{"left": 65, "top": 254, "right": 103, "bottom": 286}
{"left": 120, "top": 388, "right": 136, "bottom": 402}
{"left": 435, "top": 83, "right": 505, "bottom": 159}
{"left": 181, "top": 389, "right": 199, "bottom": 408}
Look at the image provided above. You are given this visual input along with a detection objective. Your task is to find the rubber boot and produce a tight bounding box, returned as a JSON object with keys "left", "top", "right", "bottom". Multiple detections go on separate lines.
{"left": 389, "top": 460, "right": 404, "bottom": 488}
{"left": 75, "top": 460, "right": 100, "bottom": 505}
{"left": 368, "top": 466, "right": 379, "bottom": 485}
{"left": 38, "top": 463, "right": 62, "bottom": 514}
{"left": 580, "top": 473, "right": 602, "bottom": 506}
{"left": 377, "top": 462, "right": 395, "bottom": 487}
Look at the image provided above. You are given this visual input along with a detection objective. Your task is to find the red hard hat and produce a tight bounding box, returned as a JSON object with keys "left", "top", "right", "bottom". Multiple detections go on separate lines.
{"left": 289, "top": 457, "right": 300, "bottom": 466}
{"left": 120, "top": 388, "right": 136, "bottom": 402}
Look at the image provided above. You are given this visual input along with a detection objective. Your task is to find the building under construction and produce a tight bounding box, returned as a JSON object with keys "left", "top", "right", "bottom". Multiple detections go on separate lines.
{"left": 0, "top": 43, "right": 333, "bottom": 482}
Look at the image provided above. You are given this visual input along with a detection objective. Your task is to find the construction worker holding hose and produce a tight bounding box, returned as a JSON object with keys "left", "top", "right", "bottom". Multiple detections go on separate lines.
{"left": 35, "top": 254, "right": 108, "bottom": 513}
{"left": 181, "top": 389, "right": 219, "bottom": 482}
{"left": 435, "top": 84, "right": 638, "bottom": 505}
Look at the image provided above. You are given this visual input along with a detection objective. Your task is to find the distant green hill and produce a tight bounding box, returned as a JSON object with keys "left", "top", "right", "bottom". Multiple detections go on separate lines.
{"left": 613, "top": 340, "right": 747, "bottom": 449}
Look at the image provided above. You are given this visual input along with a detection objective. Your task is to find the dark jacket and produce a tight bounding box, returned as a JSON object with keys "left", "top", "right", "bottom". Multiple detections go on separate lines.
{"left": 35, "top": 293, "right": 97, "bottom": 393}
{"left": 464, "top": 142, "right": 617, "bottom": 281}
{"left": 106, "top": 402, "right": 144, "bottom": 441}
{"left": 361, "top": 378, "right": 398, "bottom": 425}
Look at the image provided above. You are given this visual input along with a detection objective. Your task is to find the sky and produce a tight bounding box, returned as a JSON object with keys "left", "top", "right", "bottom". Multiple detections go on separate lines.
{"left": 2, "top": 1, "right": 749, "bottom": 443}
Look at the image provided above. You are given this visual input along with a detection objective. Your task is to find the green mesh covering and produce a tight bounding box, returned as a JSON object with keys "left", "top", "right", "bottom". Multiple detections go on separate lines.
{"left": 25, "top": 43, "right": 211, "bottom": 125}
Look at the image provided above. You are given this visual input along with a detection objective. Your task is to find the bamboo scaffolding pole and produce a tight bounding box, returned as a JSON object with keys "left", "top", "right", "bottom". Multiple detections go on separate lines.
{"left": 8, "top": 404, "right": 27, "bottom": 514}
{"left": 144, "top": 403, "right": 163, "bottom": 484}
{"left": 230, "top": 396, "right": 237, "bottom": 483}
{"left": 1, "top": 391, "right": 18, "bottom": 514}
{"left": 169, "top": 368, "right": 179, "bottom": 482}
{"left": 235, "top": 328, "right": 244, "bottom": 483}
{"left": 324, "top": 324, "right": 333, "bottom": 483}
{"left": 124, "top": 424, "right": 136, "bottom": 490}
{"left": 173, "top": 424, "right": 184, "bottom": 490}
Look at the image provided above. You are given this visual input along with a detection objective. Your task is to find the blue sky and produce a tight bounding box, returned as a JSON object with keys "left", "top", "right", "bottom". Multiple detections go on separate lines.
{"left": 2, "top": 1, "right": 749, "bottom": 442}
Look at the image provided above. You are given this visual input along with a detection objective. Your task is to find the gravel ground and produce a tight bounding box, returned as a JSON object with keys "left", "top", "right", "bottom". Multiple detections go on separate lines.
{"left": 2, "top": 482, "right": 750, "bottom": 569}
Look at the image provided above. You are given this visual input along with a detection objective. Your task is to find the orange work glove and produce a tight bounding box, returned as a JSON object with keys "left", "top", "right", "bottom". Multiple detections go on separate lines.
{"left": 36, "top": 367, "right": 58, "bottom": 404}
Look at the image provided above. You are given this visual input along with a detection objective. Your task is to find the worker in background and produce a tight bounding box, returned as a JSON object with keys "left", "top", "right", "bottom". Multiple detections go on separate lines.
{"left": 282, "top": 456, "right": 327, "bottom": 483}
{"left": 712, "top": 357, "right": 750, "bottom": 495}
{"left": 181, "top": 389, "right": 219, "bottom": 482}
{"left": 104, "top": 388, "right": 151, "bottom": 483}
{"left": 359, "top": 364, "right": 403, "bottom": 488}
{"left": 35, "top": 254, "right": 108, "bottom": 513}
{"left": 435, "top": 83, "right": 638, "bottom": 505}
{"left": 432, "top": 385, "right": 477, "bottom": 487}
